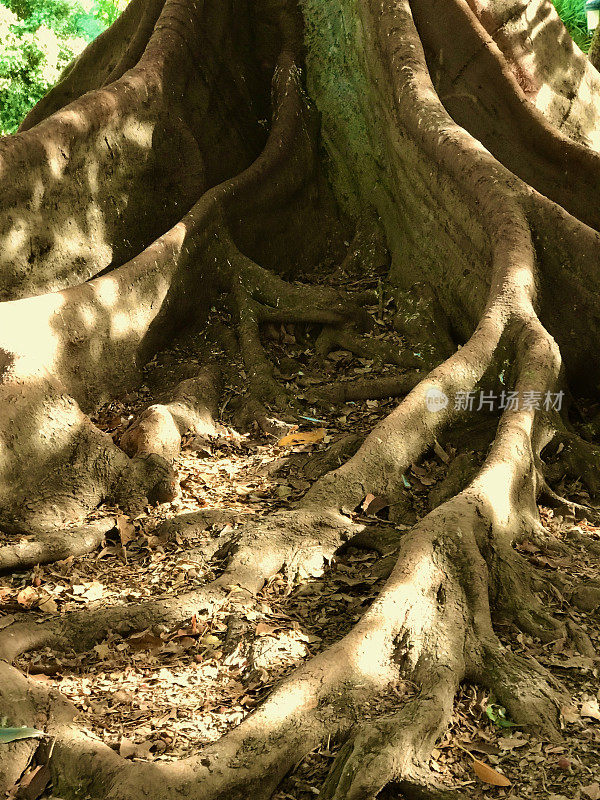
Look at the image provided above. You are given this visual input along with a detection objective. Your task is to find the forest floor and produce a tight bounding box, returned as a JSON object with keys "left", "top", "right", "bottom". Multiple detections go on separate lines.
{"left": 1, "top": 265, "right": 599, "bottom": 800}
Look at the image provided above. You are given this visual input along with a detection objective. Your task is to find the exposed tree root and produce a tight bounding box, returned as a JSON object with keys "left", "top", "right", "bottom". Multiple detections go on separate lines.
{"left": 1, "top": 0, "right": 600, "bottom": 796}
{"left": 7, "top": 484, "right": 561, "bottom": 800}
{"left": 319, "top": 682, "right": 457, "bottom": 800}
{"left": 543, "top": 429, "right": 600, "bottom": 498}
{"left": 308, "top": 372, "right": 423, "bottom": 406}
{"left": 302, "top": 433, "right": 364, "bottom": 480}
{"left": 428, "top": 452, "right": 480, "bottom": 510}
{"left": 121, "top": 365, "right": 224, "bottom": 460}
{"left": 314, "top": 325, "right": 423, "bottom": 368}
{"left": 224, "top": 237, "right": 375, "bottom": 426}
{"left": 0, "top": 519, "right": 115, "bottom": 574}
{"left": 0, "top": 508, "right": 360, "bottom": 662}
{"left": 464, "top": 0, "right": 600, "bottom": 146}
{"left": 0, "top": 3, "right": 322, "bottom": 527}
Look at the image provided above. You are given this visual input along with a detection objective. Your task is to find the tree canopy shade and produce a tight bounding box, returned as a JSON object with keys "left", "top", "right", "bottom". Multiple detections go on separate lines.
{"left": 0, "top": 1, "right": 600, "bottom": 799}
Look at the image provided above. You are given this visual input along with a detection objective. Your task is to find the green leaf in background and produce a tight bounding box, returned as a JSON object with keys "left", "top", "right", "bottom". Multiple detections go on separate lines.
{"left": 0, "top": 0, "right": 129, "bottom": 135}
{"left": 0, "top": 0, "right": 589, "bottom": 137}
{"left": 485, "top": 703, "right": 520, "bottom": 728}
{"left": 551, "top": 0, "right": 592, "bottom": 51}
{"left": 0, "top": 725, "right": 45, "bottom": 743}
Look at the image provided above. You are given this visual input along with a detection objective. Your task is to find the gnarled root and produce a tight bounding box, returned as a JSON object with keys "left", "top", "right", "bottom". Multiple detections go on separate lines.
{"left": 319, "top": 681, "right": 456, "bottom": 800}
{"left": 0, "top": 1, "right": 317, "bottom": 525}
{"left": 0, "top": 507, "right": 360, "bottom": 663}
{"left": 0, "top": 349, "right": 567, "bottom": 798}
{"left": 314, "top": 325, "right": 423, "bottom": 368}
{"left": 121, "top": 365, "right": 225, "bottom": 460}
{"left": 543, "top": 429, "right": 600, "bottom": 498}
{"left": 0, "top": 358, "right": 177, "bottom": 530}
{"left": 308, "top": 372, "right": 422, "bottom": 406}
{"left": 223, "top": 238, "right": 376, "bottom": 428}
{"left": 0, "top": 518, "right": 116, "bottom": 574}
{"left": 29, "top": 490, "right": 560, "bottom": 800}
{"left": 2, "top": 0, "right": 600, "bottom": 796}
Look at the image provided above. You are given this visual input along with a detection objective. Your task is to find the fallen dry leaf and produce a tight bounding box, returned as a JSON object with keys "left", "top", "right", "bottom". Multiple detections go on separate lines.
{"left": 277, "top": 428, "right": 326, "bottom": 447}
{"left": 498, "top": 735, "right": 528, "bottom": 750}
{"left": 433, "top": 440, "right": 450, "bottom": 463}
{"left": 93, "top": 642, "right": 112, "bottom": 660}
{"left": 14, "top": 763, "right": 51, "bottom": 800}
{"left": 361, "top": 493, "right": 376, "bottom": 511}
{"left": 119, "top": 737, "right": 137, "bottom": 759}
{"left": 471, "top": 757, "right": 512, "bottom": 787}
{"left": 17, "top": 586, "right": 38, "bottom": 608}
{"left": 361, "top": 494, "right": 389, "bottom": 516}
{"left": 583, "top": 783, "right": 600, "bottom": 800}
{"left": 116, "top": 514, "right": 136, "bottom": 545}
{"left": 37, "top": 596, "right": 58, "bottom": 614}
{"left": 128, "top": 630, "right": 163, "bottom": 652}
{"left": 560, "top": 704, "right": 580, "bottom": 724}
{"left": 255, "top": 622, "right": 278, "bottom": 636}
{"left": 73, "top": 581, "right": 104, "bottom": 601}
{"left": 581, "top": 699, "right": 600, "bottom": 722}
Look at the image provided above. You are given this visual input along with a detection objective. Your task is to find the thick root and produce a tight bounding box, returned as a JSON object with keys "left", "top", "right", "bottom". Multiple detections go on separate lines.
{"left": 0, "top": 518, "right": 115, "bottom": 573}
{"left": 314, "top": 325, "right": 423, "bottom": 368}
{"left": 0, "top": 508, "right": 359, "bottom": 662}
{"left": 308, "top": 373, "right": 422, "bottom": 406}
{"left": 0, "top": 13, "right": 315, "bottom": 525}
{"left": 481, "top": 645, "right": 564, "bottom": 738}
{"left": 0, "top": 356, "right": 177, "bottom": 529}
{"left": 225, "top": 237, "right": 377, "bottom": 424}
{"left": 47, "top": 494, "right": 560, "bottom": 800}
{"left": 320, "top": 681, "right": 455, "bottom": 800}
{"left": 1, "top": 0, "right": 597, "bottom": 796}
{"left": 543, "top": 430, "right": 600, "bottom": 498}
{"left": 121, "top": 366, "right": 224, "bottom": 460}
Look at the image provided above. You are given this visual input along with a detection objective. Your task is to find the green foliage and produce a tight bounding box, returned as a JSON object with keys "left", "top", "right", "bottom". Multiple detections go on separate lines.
{"left": 551, "top": 0, "right": 592, "bottom": 51}
{"left": 93, "top": 0, "right": 125, "bottom": 26}
{"left": 0, "top": 0, "right": 128, "bottom": 135}
{"left": 485, "top": 703, "right": 520, "bottom": 729}
{"left": 0, "top": 0, "right": 592, "bottom": 138}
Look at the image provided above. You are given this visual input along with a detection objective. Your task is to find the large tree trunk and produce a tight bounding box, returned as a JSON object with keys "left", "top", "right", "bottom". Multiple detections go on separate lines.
{"left": 1, "top": 0, "right": 599, "bottom": 797}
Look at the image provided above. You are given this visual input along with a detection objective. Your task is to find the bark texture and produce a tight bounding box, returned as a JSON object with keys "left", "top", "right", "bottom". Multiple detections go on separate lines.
{"left": 0, "top": 0, "right": 598, "bottom": 798}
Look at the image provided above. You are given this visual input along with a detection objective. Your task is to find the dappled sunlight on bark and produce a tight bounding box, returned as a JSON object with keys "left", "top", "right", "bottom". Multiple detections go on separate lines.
{"left": 0, "top": 0, "right": 599, "bottom": 798}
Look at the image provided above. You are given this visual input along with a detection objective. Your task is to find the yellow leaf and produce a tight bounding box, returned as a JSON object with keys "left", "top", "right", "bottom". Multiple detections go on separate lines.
{"left": 277, "top": 428, "right": 326, "bottom": 447}
{"left": 472, "top": 758, "right": 512, "bottom": 787}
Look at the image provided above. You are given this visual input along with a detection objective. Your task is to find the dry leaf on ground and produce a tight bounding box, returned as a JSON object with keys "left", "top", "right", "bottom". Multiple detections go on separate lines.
{"left": 471, "top": 757, "right": 512, "bottom": 787}
{"left": 278, "top": 429, "right": 326, "bottom": 447}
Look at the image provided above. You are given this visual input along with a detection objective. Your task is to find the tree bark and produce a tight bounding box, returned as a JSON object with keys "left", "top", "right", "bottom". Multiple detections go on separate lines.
{"left": 589, "top": 21, "right": 600, "bottom": 72}
{"left": 0, "top": 0, "right": 598, "bottom": 797}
